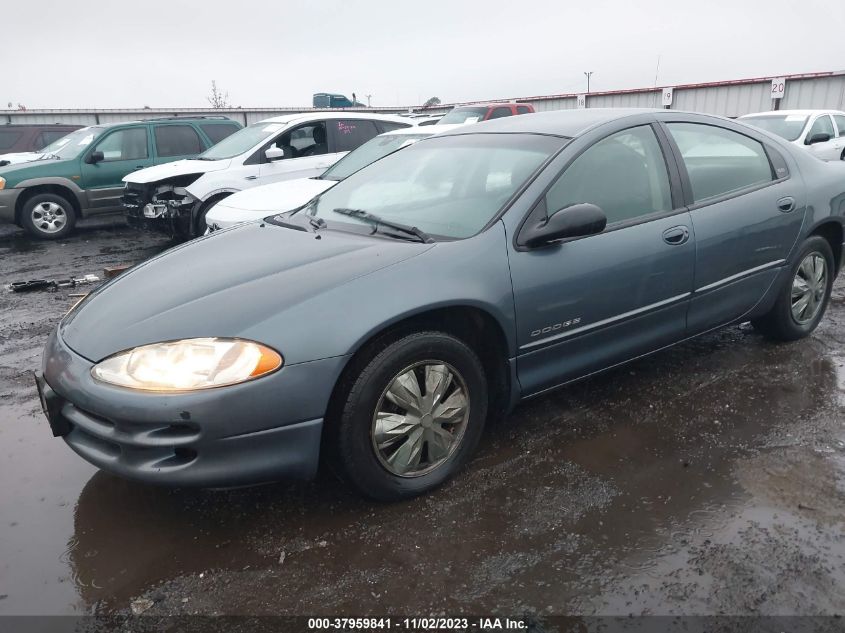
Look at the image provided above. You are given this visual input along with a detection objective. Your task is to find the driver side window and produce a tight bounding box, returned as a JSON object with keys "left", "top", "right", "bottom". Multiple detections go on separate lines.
{"left": 546, "top": 125, "right": 672, "bottom": 225}
{"left": 272, "top": 123, "right": 327, "bottom": 160}
{"left": 94, "top": 128, "right": 148, "bottom": 162}
{"left": 806, "top": 115, "right": 834, "bottom": 144}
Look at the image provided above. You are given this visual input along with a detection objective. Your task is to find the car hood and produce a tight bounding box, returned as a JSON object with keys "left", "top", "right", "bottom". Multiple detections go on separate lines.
{"left": 60, "top": 222, "right": 434, "bottom": 362}
{"left": 122, "top": 158, "right": 232, "bottom": 184}
{"left": 208, "top": 178, "right": 333, "bottom": 221}
{"left": 0, "top": 151, "right": 43, "bottom": 166}
{"left": 0, "top": 157, "right": 78, "bottom": 184}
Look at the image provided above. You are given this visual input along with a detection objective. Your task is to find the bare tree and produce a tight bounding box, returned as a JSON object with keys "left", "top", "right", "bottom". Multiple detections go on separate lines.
{"left": 422, "top": 97, "right": 441, "bottom": 109}
{"left": 207, "top": 80, "right": 230, "bottom": 109}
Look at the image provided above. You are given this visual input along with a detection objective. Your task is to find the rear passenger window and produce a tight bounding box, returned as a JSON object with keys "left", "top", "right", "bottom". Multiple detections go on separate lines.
{"left": 666, "top": 123, "right": 773, "bottom": 203}
{"left": 546, "top": 125, "right": 672, "bottom": 225}
{"left": 488, "top": 107, "right": 513, "bottom": 120}
{"left": 834, "top": 115, "right": 845, "bottom": 136}
{"left": 516, "top": 105, "right": 532, "bottom": 115}
{"left": 332, "top": 120, "right": 380, "bottom": 152}
{"left": 154, "top": 125, "right": 203, "bottom": 157}
{"left": 375, "top": 121, "right": 412, "bottom": 133}
{"left": 0, "top": 130, "right": 23, "bottom": 150}
{"left": 200, "top": 123, "right": 240, "bottom": 145}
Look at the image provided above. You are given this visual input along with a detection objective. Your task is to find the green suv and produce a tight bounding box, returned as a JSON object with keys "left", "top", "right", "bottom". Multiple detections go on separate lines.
{"left": 0, "top": 116, "right": 241, "bottom": 239}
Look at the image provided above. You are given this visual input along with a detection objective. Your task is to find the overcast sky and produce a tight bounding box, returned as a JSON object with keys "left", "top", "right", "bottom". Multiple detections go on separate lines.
{"left": 6, "top": 0, "right": 844, "bottom": 109}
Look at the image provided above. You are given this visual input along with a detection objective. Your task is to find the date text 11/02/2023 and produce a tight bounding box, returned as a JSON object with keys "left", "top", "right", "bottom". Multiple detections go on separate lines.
{"left": 307, "top": 617, "right": 528, "bottom": 630}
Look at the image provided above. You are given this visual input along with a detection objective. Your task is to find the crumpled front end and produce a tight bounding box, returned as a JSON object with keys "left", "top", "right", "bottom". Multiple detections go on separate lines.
{"left": 122, "top": 174, "right": 203, "bottom": 237}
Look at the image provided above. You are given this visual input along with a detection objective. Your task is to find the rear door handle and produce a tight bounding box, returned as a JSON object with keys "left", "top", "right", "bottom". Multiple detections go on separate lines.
{"left": 244, "top": 175, "right": 258, "bottom": 181}
{"left": 662, "top": 225, "right": 690, "bottom": 245}
{"left": 777, "top": 196, "right": 796, "bottom": 212}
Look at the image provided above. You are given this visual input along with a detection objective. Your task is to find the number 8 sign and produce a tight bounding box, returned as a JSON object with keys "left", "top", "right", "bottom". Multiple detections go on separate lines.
{"left": 771, "top": 78, "right": 786, "bottom": 99}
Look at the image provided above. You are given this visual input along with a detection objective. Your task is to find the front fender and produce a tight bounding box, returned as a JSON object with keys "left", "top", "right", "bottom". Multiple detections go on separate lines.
{"left": 239, "top": 221, "right": 517, "bottom": 364}
{"left": 15, "top": 176, "right": 87, "bottom": 209}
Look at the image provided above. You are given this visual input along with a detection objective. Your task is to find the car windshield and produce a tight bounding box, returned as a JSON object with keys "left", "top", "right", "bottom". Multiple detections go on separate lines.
{"left": 40, "top": 127, "right": 103, "bottom": 159}
{"left": 199, "top": 120, "right": 287, "bottom": 160}
{"left": 296, "top": 133, "right": 563, "bottom": 240}
{"left": 320, "top": 132, "right": 433, "bottom": 181}
{"left": 438, "top": 107, "right": 489, "bottom": 125}
{"left": 740, "top": 114, "right": 808, "bottom": 141}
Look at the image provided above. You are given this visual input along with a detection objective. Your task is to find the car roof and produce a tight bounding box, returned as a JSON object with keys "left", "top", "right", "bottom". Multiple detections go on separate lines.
{"left": 94, "top": 116, "right": 237, "bottom": 129}
{"left": 257, "top": 111, "right": 411, "bottom": 126}
{"left": 740, "top": 109, "right": 845, "bottom": 118}
{"left": 378, "top": 123, "right": 463, "bottom": 138}
{"left": 437, "top": 107, "right": 664, "bottom": 138}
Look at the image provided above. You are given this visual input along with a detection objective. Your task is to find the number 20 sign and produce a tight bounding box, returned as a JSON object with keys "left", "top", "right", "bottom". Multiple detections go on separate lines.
{"left": 771, "top": 78, "right": 786, "bottom": 99}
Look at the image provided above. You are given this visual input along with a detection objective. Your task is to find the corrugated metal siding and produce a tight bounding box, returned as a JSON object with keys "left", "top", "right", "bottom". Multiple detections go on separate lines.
{"left": 4, "top": 71, "right": 844, "bottom": 126}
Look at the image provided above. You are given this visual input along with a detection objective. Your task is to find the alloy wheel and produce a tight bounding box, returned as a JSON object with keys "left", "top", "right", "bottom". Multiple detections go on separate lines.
{"left": 371, "top": 361, "right": 470, "bottom": 477}
{"left": 791, "top": 252, "right": 827, "bottom": 324}
{"left": 31, "top": 201, "right": 67, "bottom": 234}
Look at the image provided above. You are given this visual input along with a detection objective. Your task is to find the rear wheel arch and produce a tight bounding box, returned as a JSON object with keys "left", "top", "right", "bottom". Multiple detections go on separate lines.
{"left": 809, "top": 220, "right": 843, "bottom": 275}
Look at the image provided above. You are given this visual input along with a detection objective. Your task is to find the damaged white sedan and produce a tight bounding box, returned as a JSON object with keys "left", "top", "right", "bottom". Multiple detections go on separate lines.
{"left": 121, "top": 112, "right": 413, "bottom": 238}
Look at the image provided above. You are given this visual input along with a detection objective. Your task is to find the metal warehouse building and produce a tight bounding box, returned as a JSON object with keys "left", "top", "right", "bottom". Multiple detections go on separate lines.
{"left": 3, "top": 69, "right": 844, "bottom": 126}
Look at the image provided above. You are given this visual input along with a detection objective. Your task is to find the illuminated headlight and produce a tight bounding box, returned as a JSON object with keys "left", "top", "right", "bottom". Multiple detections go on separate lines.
{"left": 91, "top": 338, "right": 283, "bottom": 391}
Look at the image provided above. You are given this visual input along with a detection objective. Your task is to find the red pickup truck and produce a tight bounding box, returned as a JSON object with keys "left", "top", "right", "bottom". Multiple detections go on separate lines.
{"left": 438, "top": 102, "right": 535, "bottom": 125}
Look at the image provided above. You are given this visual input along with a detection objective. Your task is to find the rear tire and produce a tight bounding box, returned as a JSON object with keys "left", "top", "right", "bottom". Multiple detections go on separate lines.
{"left": 331, "top": 331, "right": 488, "bottom": 501}
{"left": 751, "top": 236, "right": 834, "bottom": 341}
{"left": 21, "top": 193, "right": 77, "bottom": 240}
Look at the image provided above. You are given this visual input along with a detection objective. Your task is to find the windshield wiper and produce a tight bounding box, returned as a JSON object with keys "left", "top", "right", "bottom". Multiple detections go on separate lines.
{"left": 332, "top": 208, "right": 433, "bottom": 243}
{"left": 192, "top": 156, "right": 215, "bottom": 161}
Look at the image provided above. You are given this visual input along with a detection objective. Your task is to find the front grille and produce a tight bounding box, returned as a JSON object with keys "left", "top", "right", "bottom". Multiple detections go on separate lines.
{"left": 121, "top": 183, "right": 152, "bottom": 211}
{"left": 60, "top": 402, "right": 201, "bottom": 469}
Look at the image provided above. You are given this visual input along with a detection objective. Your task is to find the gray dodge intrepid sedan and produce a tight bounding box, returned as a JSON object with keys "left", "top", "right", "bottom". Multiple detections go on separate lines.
{"left": 37, "top": 109, "right": 845, "bottom": 500}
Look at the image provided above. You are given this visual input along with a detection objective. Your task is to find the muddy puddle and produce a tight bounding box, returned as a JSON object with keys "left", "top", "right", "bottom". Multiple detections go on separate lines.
{"left": 1, "top": 222, "right": 843, "bottom": 616}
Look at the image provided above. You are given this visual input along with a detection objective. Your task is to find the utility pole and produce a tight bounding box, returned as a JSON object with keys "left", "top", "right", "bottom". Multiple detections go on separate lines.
{"left": 365, "top": 94, "right": 372, "bottom": 107}
{"left": 584, "top": 71, "right": 593, "bottom": 94}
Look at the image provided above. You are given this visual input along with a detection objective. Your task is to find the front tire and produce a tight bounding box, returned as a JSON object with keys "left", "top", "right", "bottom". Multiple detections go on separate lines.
{"left": 332, "top": 332, "right": 488, "bottom": 501}
{"left": 751, "top": 236, "right": 834, "bottom": 341}
{"left": 21, "top": 193, "right": 77, "bottom": 240}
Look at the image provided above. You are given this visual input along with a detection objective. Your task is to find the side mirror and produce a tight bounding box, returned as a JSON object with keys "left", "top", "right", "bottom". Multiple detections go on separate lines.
{"left": 806, "top": 132, "right": 831, "bottom": 145}
{"left": 521, "top": 203, "right": 607, "bottom": 248}
{"left": 86, "top": 150, "right": 104, "bottom": 164}
{"left": 265, "top": 147, "right": 284, "bottom": 161}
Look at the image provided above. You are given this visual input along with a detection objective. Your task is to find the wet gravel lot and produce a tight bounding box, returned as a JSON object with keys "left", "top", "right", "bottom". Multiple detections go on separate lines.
{"left": 0, "top": 219, "right": 843, "bottom": 618}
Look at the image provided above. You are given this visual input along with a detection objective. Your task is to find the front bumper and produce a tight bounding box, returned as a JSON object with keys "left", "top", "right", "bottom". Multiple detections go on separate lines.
{"left": 0, "top": 187, "right": 22, "bottom": 223}
{"left": 122, "top": 182, "right": 195, "bottom": 236}
{"left": 40, "top": 328, "right": 350, "bottom": 487}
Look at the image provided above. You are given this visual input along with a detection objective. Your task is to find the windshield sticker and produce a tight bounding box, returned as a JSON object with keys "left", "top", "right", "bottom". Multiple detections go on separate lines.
{"left": 78, "top": 134, "right": 94, "bottom": 146}
{"left": 785, "top": 115, "right": 806, "bottom": 122}
{"left": 262, "top": 124, "right": 284, "bottom": 132}
{"left": 464, "top": 117, "right": 480, "bottom": 124}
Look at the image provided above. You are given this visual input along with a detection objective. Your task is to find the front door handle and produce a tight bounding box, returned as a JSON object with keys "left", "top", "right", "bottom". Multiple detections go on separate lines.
{"left": 244, "top": 175, "right": 258, "bottom": 181}
{"left": 777, "top": 196, "right": 796, "bottom": 212}
{"left": 662, "top": 225, "right": 690, "bottom": 245}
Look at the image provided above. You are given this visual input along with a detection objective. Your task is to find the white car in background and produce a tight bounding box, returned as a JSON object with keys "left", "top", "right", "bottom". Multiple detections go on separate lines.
{"left": 122, "top": 112, "right": 413, "bottom": 237}
{"left": 739, "top": 109, "right": 845, "bottom": 161}
{"left": 205, "top": 125, "right": 460, "bottom": 233}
